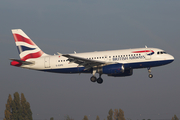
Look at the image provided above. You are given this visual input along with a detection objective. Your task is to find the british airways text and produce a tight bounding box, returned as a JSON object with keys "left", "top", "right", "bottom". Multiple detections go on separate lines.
{"left": 113, "top": 55, "right": 145, "bottom": 61}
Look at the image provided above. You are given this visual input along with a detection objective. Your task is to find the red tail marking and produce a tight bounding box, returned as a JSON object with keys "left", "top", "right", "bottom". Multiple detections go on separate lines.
{"left": 13, "top": 34, "right": 36, "bottom": 46}
{"left": 21, "top": 50, "right": 44, "bottom": 61}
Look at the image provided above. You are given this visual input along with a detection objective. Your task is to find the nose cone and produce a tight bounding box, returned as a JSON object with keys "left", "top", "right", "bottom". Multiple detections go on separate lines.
{"left": 168, "top": 54, "right": 174, "bottom": 63}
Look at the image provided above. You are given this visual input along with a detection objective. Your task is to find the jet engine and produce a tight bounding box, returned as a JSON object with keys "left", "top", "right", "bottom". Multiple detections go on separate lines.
{"left": 100, "top": 64, "right": 125, "bottom": 74}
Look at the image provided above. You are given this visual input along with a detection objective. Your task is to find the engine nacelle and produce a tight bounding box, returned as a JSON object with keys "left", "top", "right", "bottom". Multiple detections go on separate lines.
{"left": 108, "top": 69, "right": 133, "bottom": 77}
{"left": 102, "top": 64, "right": 124, "bottom": 74}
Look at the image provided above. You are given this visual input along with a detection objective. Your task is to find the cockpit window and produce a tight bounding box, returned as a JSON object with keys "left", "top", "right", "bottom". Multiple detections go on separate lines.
{"left": 157, "top": 51, "right": 167, "bottom": 54}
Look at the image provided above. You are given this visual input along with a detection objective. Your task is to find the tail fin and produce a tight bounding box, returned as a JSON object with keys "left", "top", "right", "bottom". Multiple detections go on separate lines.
{"left": 12, "top": 29, "right": 47, "bottom": 61}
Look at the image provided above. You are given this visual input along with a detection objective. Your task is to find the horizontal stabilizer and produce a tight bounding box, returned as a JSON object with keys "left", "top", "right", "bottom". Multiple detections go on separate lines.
{"left": 10, "top": 59, "right": 34, "bottom": 66}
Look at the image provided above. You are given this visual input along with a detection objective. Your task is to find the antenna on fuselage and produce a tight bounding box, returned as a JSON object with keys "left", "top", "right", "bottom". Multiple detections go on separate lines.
{"left": 145, "top": 45, "right": 147, "bottom": 48}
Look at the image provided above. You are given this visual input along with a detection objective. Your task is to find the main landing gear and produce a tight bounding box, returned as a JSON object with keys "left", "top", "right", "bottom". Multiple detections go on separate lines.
{"left": 90, "top": 76, "right": 103, "bottom": 84}
{"left": 147, "top": 67, "right": 153, "bottom": 78}
{"left": 90, "top": 69, "right": 103, "bottom": 84}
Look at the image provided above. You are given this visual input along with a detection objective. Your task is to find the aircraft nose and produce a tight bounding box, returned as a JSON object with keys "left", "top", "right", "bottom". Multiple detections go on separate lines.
{"left": 168, "top": 54, "right": 174, "bottom": 62}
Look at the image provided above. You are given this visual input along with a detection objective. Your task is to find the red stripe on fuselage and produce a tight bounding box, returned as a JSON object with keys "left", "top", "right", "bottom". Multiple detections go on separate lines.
{"left": 132, "top": 50, "right": 154, "bottom": 53}
{"left": 13, "top": 34, "right": 36, "bottom": 46}
{"left": 21, "top": 50, "right": 44, "bottom": 61}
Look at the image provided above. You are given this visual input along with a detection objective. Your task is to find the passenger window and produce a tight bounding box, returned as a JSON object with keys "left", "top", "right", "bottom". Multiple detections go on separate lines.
{"left": 102, "top": 57, "right": 104, "bottom": 58}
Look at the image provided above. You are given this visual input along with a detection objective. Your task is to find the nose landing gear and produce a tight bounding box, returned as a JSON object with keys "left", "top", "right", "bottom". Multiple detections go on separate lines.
{"left": 147, "top": 67, "right": 153, "bottom": 78}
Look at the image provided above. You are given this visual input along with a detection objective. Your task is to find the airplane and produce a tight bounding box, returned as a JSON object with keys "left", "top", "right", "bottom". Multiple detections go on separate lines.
{"left": 10, "top": 29, "right": 174, "bottom": 84}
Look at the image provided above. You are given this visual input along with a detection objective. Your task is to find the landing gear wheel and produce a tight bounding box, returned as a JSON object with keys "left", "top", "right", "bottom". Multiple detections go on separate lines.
{"left": 90, "top": 76, "right": 97, "bottom": 82}
{"left": 97, "top": 77, "right": 103, "bottom": 84}
{"left": 148, "top": 74, "right": 153, "bottom": 78}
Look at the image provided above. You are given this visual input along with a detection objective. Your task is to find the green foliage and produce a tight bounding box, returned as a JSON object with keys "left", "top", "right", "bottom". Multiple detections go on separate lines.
{"left": 107, "top": 109, "right": 113, "bottom": 120}
{"left": 50, "top": 117, "right": 54, "bottom": 120}
{"left": 172, "top": 115, "right": 179, "bottom": 120}
{"left": 3, "top": 92, "right": 33, "bottom": 120}
{"left": 64, "top": 115, "right": 74, "bottom": 120}
{"left": 4, "top": 94, "right": 12, "bottom": 120}
{"left": 96, "top": 115, "right": 100, "bottom": 120}
{"left": 113, "top": 109, "right": 125, "bottom": 120}
{"left": 12, "top": 92, "right": 22, "bottom": 120}
{"left": 83, "top": 115, "right": 89, "bottom": 120}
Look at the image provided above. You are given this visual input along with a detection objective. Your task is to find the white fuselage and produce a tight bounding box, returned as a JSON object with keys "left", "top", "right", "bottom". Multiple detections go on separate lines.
{"left": 23, "top": 48, "right": 174, "bottom": 74}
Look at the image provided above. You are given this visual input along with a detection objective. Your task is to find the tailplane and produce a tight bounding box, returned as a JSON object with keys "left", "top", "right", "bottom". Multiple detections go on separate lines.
{"left": 11, "top": 29, "right": 48, "bottom": 61}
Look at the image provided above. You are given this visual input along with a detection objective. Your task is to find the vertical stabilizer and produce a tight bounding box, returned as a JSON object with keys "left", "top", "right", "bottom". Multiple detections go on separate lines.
{"left": 12, "top": 29, "right": 48, "bottom": 61}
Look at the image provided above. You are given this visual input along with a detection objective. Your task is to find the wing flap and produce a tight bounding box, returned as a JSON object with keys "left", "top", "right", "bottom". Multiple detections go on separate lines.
{"left": 62, "top": 54, "right": 106, "bottom": 69}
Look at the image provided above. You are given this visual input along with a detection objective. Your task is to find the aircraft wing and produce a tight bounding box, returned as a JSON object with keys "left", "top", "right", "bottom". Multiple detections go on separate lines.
{"left": 59, "top": 53, "right": 109, "bottom": 69}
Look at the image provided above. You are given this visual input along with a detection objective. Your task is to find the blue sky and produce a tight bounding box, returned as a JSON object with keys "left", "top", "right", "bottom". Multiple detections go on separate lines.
{"left": 0, "top": 0, "right": 180, "bottom": 120}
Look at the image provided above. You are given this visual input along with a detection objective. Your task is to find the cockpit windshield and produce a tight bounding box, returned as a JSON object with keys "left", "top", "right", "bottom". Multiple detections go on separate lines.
{"left": 157, "top": 51, "right": 167, "bottom": 54}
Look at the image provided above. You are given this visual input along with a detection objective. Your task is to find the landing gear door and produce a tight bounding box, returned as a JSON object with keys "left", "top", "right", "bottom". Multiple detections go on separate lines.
{"left": 44, "top": 57, "right": 50, "bottom": 68}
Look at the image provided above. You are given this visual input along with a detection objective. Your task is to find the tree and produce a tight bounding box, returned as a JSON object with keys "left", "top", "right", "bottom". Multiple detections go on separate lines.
{"left": 113, "top": 109, "right": 118, "bottom": 120}
{"left": 3, "top": 92, "right": 33, "bottom": 120}
{"left": 96, "top": 115, "right": 100, "bottom": 120}
{"left": 83, "top": 115, "right": 88, "bottom": 120}
{"left": 12, "top": 92, "right": 22, "bottom": 120}
{"left": 26, "top": 102, "right": 33, "bottom": 120}
{"left": 50, "top": 117, "right": 54, "bottom": 120}
{"left": 4, "top": 94, "right": 12, "bottom": 120}
{"left": 64, "top": 115, "right": 74, "bottom": 120}
{"left": 113, "top": 109, "right": 125, "bottom": 120}
{"left": 172, "top": 115, "right": 179, "bottom": 120}
{"left": 107, "top": 109, "right": 113, "bottom": 120}
{"left": 119, "top": 109, "right": 125, "bottom": 120}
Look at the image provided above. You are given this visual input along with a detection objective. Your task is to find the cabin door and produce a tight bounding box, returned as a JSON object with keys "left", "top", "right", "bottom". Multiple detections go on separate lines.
{"left": 145, "top": 49, "right": 151, "bottom": 60}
